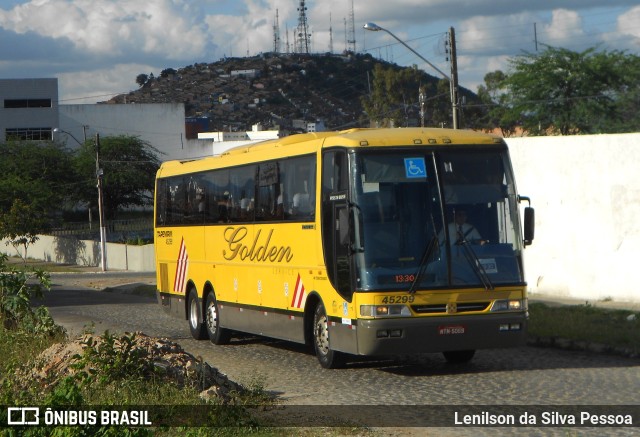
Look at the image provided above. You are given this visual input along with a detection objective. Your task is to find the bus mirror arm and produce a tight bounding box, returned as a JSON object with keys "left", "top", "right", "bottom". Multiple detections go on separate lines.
{"left": 518, "top": 195, "right": 531, "bottom": 206}
{"left": 349, "top": 244, "right": 365, "bottom": 254}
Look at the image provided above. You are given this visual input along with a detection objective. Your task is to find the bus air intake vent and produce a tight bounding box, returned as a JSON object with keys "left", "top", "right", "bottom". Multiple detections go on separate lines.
{"left": 411, "top": 302, "right": 490, "bottom": 314}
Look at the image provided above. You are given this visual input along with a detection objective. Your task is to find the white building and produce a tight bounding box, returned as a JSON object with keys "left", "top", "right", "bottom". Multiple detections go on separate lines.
{"left": 58, "top": 102, "right": 206, "bottom": 161}
{"left": 0, "top": 78, "right": 213, "bottom": 162}
{"left": 198, "top": 124, "right": 283, "bottom": 155}
{"left": 0, "top": 78, "right": 59, "bottom": 141}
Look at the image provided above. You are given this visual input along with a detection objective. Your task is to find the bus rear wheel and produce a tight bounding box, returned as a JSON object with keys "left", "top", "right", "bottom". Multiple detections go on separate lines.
{"left": 443, "top": 349, "right": 475, "bottom": 364}
{"left": 205, "top": 291, "right": 231, "bottom": 345}
{"left": 313, "top": 302, "right": 345, "bottom": 369}
{"left": 187, "top": 290, "right": 207, "bottom": 340}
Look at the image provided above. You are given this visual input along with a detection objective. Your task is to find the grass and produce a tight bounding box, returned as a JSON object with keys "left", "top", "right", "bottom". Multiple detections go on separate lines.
{"left": 528, "top": 302, "right": 640, "bottom": 354}
{"left": 0, "top": 327, "right": 364, "bottom": 436}
{"left": 3, "top": 255, "right": 93, "bottom": 272}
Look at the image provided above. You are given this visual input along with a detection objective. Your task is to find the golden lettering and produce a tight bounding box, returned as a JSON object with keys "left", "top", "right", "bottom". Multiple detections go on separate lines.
{"left": 223, "top": 226, "right": 294, "bottom": 263}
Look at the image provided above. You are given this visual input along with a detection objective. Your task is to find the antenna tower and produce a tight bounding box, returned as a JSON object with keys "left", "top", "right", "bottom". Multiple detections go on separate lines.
{"left": 273, "top": 9, "right": 281, "bottom": 53}
{"left": 329, "top": 13, "right": 334, "bottom": 53}
{"left": 285, "top": 24, "right": 290, "bottom": 53}
{"left": 346, "top": 0, "right": 356, "bottom": 52}
{"left": 296, "top": 0, "right": 311, "bottom": 53}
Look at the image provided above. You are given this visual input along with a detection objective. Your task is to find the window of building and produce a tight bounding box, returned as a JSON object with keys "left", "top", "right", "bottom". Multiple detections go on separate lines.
{"left": 4, "top": 99, "right": 52, "bottom": 108}
{"left": 5, "top": 128, "right": 53, "bottom": 141}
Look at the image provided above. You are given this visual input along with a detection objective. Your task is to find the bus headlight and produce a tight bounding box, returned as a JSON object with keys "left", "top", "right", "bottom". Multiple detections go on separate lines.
{"left": 360, "top": 305, "right": 411, "bottom": 317}
{"left": 490, "top": 299, "right": 524, "bottom": 312}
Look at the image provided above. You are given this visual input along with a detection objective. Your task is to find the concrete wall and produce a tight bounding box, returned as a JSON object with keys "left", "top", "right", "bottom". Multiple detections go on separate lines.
{"left": 506, "top": 133, "right": 640, "bottom": 302}
{"left": 1, "top": 235, "right": 155, "bottom": 272}
{"left": 58, "top": 103, "right": 211, "bottom": 161}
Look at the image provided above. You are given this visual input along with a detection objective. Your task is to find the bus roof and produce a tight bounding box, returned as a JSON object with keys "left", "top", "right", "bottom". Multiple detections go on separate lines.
{"left": 157, "top": 127, "right": 504, "bottom": 177}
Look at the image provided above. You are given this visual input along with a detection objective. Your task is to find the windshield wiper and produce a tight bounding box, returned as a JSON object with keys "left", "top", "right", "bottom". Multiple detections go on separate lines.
{"left": 456, "top": 234, "right": 494, "bottom": 290}
{"left": 408, "top": 236, "right": 438, "bottom": 294}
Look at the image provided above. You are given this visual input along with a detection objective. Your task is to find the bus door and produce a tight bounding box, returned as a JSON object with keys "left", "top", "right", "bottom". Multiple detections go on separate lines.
{"left": 322, "top": 150, "right": 354, "bottom": 303}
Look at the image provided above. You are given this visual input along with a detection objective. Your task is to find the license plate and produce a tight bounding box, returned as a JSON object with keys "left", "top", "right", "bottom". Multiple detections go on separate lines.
{"left": 438, "top": 325, "right": 466, "bottom": 335}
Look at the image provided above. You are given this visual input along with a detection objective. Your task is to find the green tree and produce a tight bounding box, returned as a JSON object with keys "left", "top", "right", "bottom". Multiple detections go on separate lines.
{"left": 503, "top": 46, "right": 639, "bottom": 135}
{"left": 476, "top": 70, "right": 520, "bottom": 136}
{"left": 136, "top": 73, "right": 149, "bottom": 87}
{"left": 0, "top": 199, "right": 46, "bottom": 260}
{"left": 0, "top": 141, "right": 76, "bottom": 260}
{"left": 362, "top": 64, "right": 438, "bottom": 127}
{"left": 0, "top": 141, "right": 75, "bottom": 214}
{"left": 160, "top": 68, "right": 177, "bottom": 78}
{"left": 73, "top": 136, "right": 162, "bottom": 219}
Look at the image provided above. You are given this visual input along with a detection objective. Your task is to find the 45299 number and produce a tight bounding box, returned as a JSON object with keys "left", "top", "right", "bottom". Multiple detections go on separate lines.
{"left": 381, "top": 295, "right": 415, "bottom": 304}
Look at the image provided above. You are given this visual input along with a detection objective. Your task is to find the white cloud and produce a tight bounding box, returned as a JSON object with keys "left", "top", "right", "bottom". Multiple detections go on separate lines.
{"left": 617, "top": 6, "right": 640, "bottom": 45}
{"left": 1, "top": 0, "right": 637, "bottom": 103}
{"left": 58, "top": 63, "right": 157, "bottom": 104}
{"left": 542, "top": 9, "right": 585, "bottom": 44}
{"left": 0, "top": 0, "right": 211, "bottom": 59}
{"left": 458, "top": 13, "right": 537, "bottom": 55}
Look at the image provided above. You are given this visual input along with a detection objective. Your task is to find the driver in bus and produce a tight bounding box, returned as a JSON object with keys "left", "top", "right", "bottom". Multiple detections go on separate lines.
{"left": 442, "top": 209, "right": 487, "bottom": 246}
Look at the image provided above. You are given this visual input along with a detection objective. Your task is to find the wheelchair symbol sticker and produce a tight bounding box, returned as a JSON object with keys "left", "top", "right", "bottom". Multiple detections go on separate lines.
{"left": 404, "top": 158, "right": 427, "bottom": 178}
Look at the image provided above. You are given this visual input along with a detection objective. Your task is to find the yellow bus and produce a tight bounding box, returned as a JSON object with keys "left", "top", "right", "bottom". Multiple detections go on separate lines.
{"left": 154, "top": 127, "right": 535, "bottom": 368}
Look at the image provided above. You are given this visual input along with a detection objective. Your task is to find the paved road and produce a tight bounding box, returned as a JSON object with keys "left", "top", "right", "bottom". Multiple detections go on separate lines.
{"left": 40, "top": 273, "right": 640, "bottom": 434}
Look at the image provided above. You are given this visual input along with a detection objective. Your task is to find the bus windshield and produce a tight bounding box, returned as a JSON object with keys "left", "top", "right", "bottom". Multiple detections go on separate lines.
{"left": 352, "top": 149, "right": 524, "bottom": 291}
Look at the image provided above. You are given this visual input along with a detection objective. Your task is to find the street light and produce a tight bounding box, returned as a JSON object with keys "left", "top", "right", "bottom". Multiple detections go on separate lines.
{"left": 363, "top": 22, "right": 459, "bottom": 129}
{"left": 54, "top": 128, "right": 107, "bottom": 272}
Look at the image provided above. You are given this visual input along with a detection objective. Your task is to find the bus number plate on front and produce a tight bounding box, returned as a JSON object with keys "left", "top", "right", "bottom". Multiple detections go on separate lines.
{"left": 438, "top": 325, "right": 466, "bottom": 335}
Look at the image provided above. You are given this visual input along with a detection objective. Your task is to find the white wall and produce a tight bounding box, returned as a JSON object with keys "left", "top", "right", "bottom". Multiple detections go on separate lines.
{"left": 507, "top": 133, "right": 640, "bottom": 302}
{"left": 1, "top": 235, "right": 155, "bottom": 272}
{"left": 58, "top": 103, "right": 211, "bottom": 161}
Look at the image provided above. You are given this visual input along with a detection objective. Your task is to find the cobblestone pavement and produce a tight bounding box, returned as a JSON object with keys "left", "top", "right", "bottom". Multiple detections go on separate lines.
{"left": 41, "top": 272, "right": 640, "bottom": 436}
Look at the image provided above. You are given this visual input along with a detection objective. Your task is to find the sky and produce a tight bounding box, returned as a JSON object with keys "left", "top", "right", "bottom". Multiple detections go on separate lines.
{"left": 1, "top": 0, "right": 639, "bottom": 104}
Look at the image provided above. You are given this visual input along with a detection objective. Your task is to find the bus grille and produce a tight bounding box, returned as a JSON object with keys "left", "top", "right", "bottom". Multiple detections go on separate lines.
{"left": 411, "top": 302, "right": 490, "bottom": 314}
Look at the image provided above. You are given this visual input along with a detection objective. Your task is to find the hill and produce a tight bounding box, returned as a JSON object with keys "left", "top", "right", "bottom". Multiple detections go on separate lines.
{"left": 106, "top": 52, "right": 481, "bottom": 132}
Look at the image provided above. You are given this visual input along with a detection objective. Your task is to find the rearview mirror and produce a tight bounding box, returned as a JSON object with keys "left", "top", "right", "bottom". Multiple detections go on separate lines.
{"left": 523, "top": 206, "right": 535, "bottom": 246}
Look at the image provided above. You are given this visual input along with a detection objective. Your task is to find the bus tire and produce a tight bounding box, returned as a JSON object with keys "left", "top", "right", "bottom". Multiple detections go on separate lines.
{"left": 187, "top": 290, "right": 207, "bottom": 340}
{"left": 313, "top": 302, "right": 345, "bottom": 369}
{"left": 205, "top": 291, "right": 231, "bottom": 345}
{"left": 443, "top": 349, "right": 475, "bottom": 364}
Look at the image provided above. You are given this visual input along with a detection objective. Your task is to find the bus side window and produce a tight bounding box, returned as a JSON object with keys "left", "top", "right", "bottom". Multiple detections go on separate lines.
{"left": 229, "top": 165, "right": 255, "bottom": 222}
{"left": 200, "top": 169, "right": 230, "bottom": 224}
{"left": 156, "top": 179, "right": 168, "bottom": 226}
{"left": 286, "top": 155, "right": 316, "bottom": 220}
{"left": 256, "top": 162, "right": 280, "bottom": 221}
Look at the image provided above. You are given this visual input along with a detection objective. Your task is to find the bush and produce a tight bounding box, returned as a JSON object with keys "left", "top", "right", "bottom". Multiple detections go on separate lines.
{"left": 0, "top": 253, "right": 62, "bottom": 335}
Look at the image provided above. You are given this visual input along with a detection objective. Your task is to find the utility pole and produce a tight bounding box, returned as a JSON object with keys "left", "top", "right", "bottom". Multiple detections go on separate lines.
{"left": 448, "top": 27, "right": 460, "bottom": 129}
{"left": 419, "top": 86, "right": 426, "bottom": 127}
{"left": 96, "top": 133, "right": 107, "bottom": 271}
{"left": 364, "top": 22, "right": 458, "bottom": 129}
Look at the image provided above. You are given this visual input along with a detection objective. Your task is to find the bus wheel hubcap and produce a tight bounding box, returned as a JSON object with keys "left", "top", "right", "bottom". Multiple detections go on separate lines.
{"left": 315, "top": 316, "right": 329, "bottom": 354}
{"left": 207, "top": 302, "right": 218, "bottom": 333}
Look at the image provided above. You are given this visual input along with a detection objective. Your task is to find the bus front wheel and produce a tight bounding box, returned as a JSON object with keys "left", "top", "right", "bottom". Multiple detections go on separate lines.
{"left": 187, "top": 290, "right": 207, "bottom": 340}
{"left": 313, "top": 302, "right": 345, "bottom": 369}
{"left": 205, "top": 291, "right": 231, "bottom": 345}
